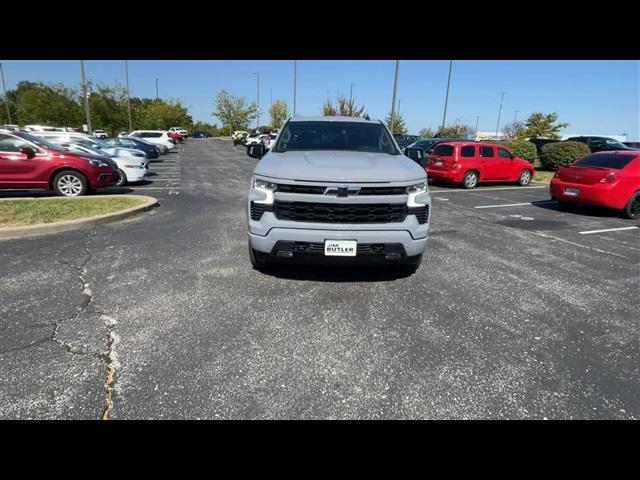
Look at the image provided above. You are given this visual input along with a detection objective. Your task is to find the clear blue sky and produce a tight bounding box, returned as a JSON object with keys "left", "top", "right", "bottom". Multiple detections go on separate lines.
{"left": 1, "top": 60, "right": 638, "bottom": 140}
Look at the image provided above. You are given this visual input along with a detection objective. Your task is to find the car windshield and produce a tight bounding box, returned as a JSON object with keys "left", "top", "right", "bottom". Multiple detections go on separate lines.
{"left": 408, "top": 139, "right": 436, "bottom": 149}
{"left": 15, "top": 131, "right": 67, "bottom": 152}
{"left": 68, "top": 143, "right": 113, "bottom": 157}
{"left": 574, "top": 153, "right": 637, "bottom": 170}
{"left": 274, "top": 121, "right": 399, "bottom": 154}
{"left": 89, "top": 137, "right": 111, "bottom": 148}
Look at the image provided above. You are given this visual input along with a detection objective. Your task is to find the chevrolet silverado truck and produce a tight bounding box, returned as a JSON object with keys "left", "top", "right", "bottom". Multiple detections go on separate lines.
{"left": 246, "top": 116, "right": 431, "bottom": 273}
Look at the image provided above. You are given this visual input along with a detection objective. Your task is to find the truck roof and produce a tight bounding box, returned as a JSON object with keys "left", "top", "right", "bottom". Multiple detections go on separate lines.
{"left": 289, "top": 116, "right": 379, "bottom": 124}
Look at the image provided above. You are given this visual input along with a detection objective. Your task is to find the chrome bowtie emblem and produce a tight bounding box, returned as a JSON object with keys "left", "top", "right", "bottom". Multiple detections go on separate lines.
{"left": 325, "top": 184, "right": 361, "bottom": 197}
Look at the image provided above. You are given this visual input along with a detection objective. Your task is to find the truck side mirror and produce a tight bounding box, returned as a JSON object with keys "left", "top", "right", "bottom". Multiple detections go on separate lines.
{"left": 404, "top": 147, "right": 423, "bottom": 163}
{"left": 247, "top": 144, "right": 266, "bottom": 159}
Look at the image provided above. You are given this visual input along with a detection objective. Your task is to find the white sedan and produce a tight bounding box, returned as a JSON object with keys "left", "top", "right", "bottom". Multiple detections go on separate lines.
{"left": 60, "top": 142, "right": 148, "bottom": 186}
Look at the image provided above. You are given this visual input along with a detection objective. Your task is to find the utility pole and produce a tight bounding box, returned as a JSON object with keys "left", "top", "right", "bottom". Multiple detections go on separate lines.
{"left": 125, "top": 60, "right": 133, "bottom": 131}
{"left": 496, "top": 92, "right": 507, "bottom": 138}
{"left": 293, "top": 60, "right": 297, "bottom": 117}
{"left": 440, "top": 60, "right": 453, "bottom": 133}
{"left": 80, "top": 60, "right": 92, "bottom": 134}
{"left": 0, "top": 62, "right": 11, "bottom": 124}
{"left": 155, "top": 78, "right": 159, "bottom": 100}
{"left": 254, "top": 72, "right": 260, "bottom": 130}
{"left": 390, "top": 60, "right": 400, "bottom": 134}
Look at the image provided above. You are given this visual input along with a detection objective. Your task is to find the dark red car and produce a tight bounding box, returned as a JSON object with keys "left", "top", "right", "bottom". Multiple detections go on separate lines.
{"left": 0, "top": 129, "right": 118, "bottom": 196}
{"left": 550, "top": 150, "right": 640, "bottom": 219}
{"left": 426, "top": 142, "right": 536, "bottom": 189}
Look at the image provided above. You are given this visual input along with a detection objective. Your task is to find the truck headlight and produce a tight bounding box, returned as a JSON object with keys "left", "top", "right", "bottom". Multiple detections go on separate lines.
{"left": 406, "top": 182, "right": 427, "bottom": 194}
{"left": 406, "top": 182, "right": 428, "bottom": 207}
{"left": 252, "top": 177, "right": 277, "bottom": 205}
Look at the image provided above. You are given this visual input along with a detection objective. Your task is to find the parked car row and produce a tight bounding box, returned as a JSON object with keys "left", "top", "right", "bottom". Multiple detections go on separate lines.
{"left": 0, "top": 126, "right": 186, "bottom": 196}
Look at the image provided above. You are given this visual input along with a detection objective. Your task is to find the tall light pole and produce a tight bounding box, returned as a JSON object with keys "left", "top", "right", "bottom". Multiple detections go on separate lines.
{"left": 390, "top": 60, "right": 400, "bottom": 134}
{"left": 440, "top": 60, "right": 453, "bottom": 133}
{"left": 397, "top": 98, "right": 401, "bottom": 116}
{"left": 293, "top": 60, "right": 297, "bottom": 117}
{"left": 474, "top": 115, "right": 480, "bottom": 140}
{"left": 155, "top": 78, "right": 159, "bottom": 100}
{"left": 253, "top": 72, "right": 260, "bottom": 130}
{"left": 349, "top": 83, "right": 355, "bottom": 104}
{"left": 270, "top": 89, "right": 273, "bottom": 108}
{"left": 125, "top": 60, "right": 133, "bottom": 132}
{"left": 495, "top": 92, "right": 507, "bottom": 138}
{"left": 80, "top": 60, "right": 92, "bottom": 134}
{"left": 513, "top": 110, "right": 519, "bottom": 126}
{"left": 0, "top": 62, "right": 11, "bottom": 124}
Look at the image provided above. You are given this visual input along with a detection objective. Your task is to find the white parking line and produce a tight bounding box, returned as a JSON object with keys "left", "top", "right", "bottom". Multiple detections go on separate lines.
{"left": 475, "top": 202, "right": 534, "bottom": 209}
{"left": 474, "top": 200, "right": 555, "bottom": 209}
{"left": 430, "top": 186, "right": 546, "bottom": 193}
{"left": 578, "top": 226, "right": 639, "bottom": 235}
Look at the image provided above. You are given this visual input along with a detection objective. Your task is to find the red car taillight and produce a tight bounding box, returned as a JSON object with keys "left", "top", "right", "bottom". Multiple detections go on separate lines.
{"left": 599, "top": 172, "right": 617, "bottom": 184}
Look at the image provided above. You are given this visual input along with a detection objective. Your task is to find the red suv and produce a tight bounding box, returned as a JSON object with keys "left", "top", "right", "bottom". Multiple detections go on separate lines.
{"left": 550, "top": 150, "right": 640, "bottom": 219}
{"left": 426, "top": 142, "right": 536, "bottom": 189}
{"left": 0, "top": 130, "right": 119, "bottom": 196}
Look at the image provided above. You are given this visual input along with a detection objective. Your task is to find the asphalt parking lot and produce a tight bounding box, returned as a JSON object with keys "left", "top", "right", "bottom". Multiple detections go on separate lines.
{"left": 1, "top": 138, "right": 638, "bottom": 419}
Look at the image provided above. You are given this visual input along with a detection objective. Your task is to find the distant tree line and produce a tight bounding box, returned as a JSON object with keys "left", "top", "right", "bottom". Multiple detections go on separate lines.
{"left": 0, "top": 81, "right": 220, "bottom": 136}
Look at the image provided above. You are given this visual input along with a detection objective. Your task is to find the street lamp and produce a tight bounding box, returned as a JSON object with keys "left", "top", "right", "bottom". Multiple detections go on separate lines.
{"left": 253, "top": 72, "right": 260, "bottom": 130}
{"left": 155, "top": 78, "right": 159, "bottom": 100}
{"left": 495, "top": 92, "right": 507, "bottom": 138}
{"left": 80, "top": 60, "right": 92, "bottom": 134}
{"left": 349, "top": 83, "right": 355, "bottom": 104}
{"left": 474, "top": 116, "right": 480, "bottom": 140}
{"left": 0, "top": 62, "right": 12, "bottom": 124}
{"left": 125, "top": 60, "right": 133, "bottom": 131}
{"left": 390, "top": 61, "right": 400, "bottom": 134}
{"left": 293, "top": 60, "right": 297, "bottom": 117}
{"left": 440, "top": 60, "right": 453, "bottom": 133}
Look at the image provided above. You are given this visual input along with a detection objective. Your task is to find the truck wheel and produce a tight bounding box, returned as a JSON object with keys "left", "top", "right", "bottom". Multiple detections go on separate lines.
{"left": 622, "top": 191, "right": 640, "bottom": 219}
{"left": 53, "top": 170, "right": 88, "bottom": 197}
{"left": 401, "top": 254, "right": 423, "bottom": 274}
{"left": 249, "top": 245, "right": 267, "bottom": 270}
{"left": 462, "top": 171, "right": 478, "bottom": 189}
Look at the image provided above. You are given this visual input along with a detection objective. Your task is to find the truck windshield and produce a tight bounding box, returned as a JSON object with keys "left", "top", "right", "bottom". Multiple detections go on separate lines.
{"left": 274, "top": 121, "right": 399, "bottom": 155}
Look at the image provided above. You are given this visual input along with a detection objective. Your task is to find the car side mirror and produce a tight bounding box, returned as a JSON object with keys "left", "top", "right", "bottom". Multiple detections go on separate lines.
{"left": 20, "top": 147, "right": 36, "bottom": 159}
{"left": 404, "top": 147, "right": 423, "bottom": 163}
{"left": 248, "top": 144, "right": 266, "bottom": 159}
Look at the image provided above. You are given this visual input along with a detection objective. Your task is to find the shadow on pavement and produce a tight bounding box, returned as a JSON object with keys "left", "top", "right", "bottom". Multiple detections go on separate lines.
{"left": 257, "top": 263, "right": 415, "bottom": 282}
{"left": 531, "top": 199, "right": 632, "bottom": 220}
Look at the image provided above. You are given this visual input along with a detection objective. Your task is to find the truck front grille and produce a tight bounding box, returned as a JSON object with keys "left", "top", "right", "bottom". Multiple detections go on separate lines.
{"left": 250, "top": 202, "right": 271, "bottom": 221}
{"left": 273, "top": 201, "right": 407, "bottom": 223}
{"left": 275, "top": 184, "right": 407, "bottom": 196}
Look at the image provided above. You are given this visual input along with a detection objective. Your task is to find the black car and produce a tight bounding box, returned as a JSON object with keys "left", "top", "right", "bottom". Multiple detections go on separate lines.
{"left": 393, "top": 134, "right": 423, "bottom": 149}
{"left": 104, "top": 137, "right": 160, "bottom": 160}
{"left": 565, "top": 136, "right": 634, "bottom": 153}
{"left": 192, "top": 131, "right": 209, "bottom": 138}
{"left": 403, "top": 138, "right": 467, "bottom": 166}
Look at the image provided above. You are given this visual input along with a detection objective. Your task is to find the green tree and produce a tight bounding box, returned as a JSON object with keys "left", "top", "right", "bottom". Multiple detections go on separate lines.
{"left": 213, "top": 90, "right": 258, "bottom": 133}
{"left": 144, "top": 99, "right": 193, "bottom": 130}
{"left": 523, "top": 112, "right": 569, "bottom": 139}
{"left": 191, "top": 121, "right": 219, "bottom": 136}
{"left": 11, "top": 81, "right": 83, "bottom": 128}
{"left": 321, "top": 95, "right": 365, "bottom": 117}
{"left": 385, "top": 112, "right": 407, "bottom": 134}
{"left": 419, "top": 127, "right": 434, "bottom": 138}
{"left": 269, "top": 99, "right": 289, "bottom": 129}
{"left": 436, "top": 121, "right": 472, "bottom": 138}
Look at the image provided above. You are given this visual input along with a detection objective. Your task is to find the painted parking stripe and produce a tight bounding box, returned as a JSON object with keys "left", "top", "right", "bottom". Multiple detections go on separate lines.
{"left": 430, "top": 186, "right": 546, "bottom": 193}
{"left": 474, "top": 200, "right": 555, "bottom": 209}
{"left": 578, "top": 226, "right": 639, "bottom": 235}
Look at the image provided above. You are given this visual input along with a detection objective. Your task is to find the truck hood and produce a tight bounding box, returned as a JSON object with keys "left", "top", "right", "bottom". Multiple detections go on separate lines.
{"left": 254, "top": 151, "right": 426, "bottom": 183}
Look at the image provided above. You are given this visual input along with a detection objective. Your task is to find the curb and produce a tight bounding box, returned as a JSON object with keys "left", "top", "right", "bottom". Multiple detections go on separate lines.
{"left": 0, "top": 195, "right": 159, "bottom": 241}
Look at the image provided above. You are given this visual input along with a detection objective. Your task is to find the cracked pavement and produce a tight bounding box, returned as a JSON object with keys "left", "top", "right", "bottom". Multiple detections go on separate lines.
{"left": 1, "top": 138, "right": 638, "bottom": 419}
